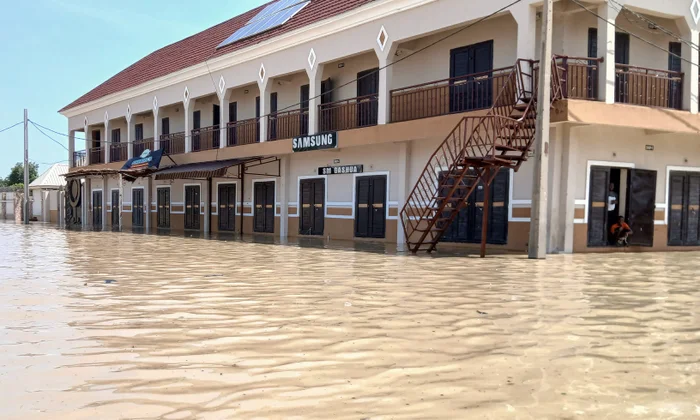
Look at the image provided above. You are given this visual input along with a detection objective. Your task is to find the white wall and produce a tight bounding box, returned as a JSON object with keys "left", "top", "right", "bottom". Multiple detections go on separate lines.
{"left": 322, "top": 52, "right": 379, "bottom": 103}
{"left": 393, "top": 14, "right": 518, "bottom": 89}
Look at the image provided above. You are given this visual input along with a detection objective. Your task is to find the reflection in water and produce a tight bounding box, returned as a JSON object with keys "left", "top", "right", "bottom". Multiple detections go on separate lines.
{"left": 1, "top": 221, "right": 700, "bottom": 419}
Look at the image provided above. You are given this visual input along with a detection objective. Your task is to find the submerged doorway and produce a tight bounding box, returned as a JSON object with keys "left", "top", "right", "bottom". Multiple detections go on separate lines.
{"left": 111, "top": 190, "right": 119, "bottom": 229}
{"left": 218, "top": 183, "right": 237, "bottom": 232}
{"left": 185, "top": 185, "right": 201, "bottom": 230}
{"left": 587, "top": 165, "right": 657, "bottom": 247}
{"left": 299, "top": 178, "right": 325, "bottom": 236}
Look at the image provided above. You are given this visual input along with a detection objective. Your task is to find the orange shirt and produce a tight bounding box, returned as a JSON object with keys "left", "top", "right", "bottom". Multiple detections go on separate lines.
{"left": 611, "top": 222, "right": 631, "bottom": 234}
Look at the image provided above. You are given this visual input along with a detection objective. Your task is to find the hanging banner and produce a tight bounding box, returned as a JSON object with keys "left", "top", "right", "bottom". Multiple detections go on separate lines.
{"left": 318, "top": 165, "right": 363, "bottom": 175}
{"left": 292, "top": 132, "right": 337, "bottom": 153}
{"left": 121, "top": 148, "right": 164, "bottom": 171}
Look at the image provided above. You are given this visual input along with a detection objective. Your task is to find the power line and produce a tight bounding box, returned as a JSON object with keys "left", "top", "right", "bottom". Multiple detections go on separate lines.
{"left": 0, "top": 121, "right": 23, "bottom": 134}
{"left": 32, "top": 0, "right": 525, "bottom": 150}
{"left": 204, "top": 0, "right": 525, "bottom": 116}
{"left": 569, "top": 0, "right": 698, "bottom": 68}
{"left": 29, "top": 121, "right": 70, "bottom": 151}
{"left": 608, "top": 0, "right": 700, "bottom": 53}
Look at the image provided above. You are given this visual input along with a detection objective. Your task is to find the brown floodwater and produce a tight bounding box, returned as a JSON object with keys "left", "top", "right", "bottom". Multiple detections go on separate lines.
{"left": 2, "top": 221, "right": 700, "bottom": 419}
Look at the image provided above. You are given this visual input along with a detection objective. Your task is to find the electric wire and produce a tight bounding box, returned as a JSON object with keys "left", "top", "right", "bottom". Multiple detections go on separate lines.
{"left": 607, "top": 0, "right": 700, "bottom": 53}
{"left": 0, "top": 121, "right": 23, "bottom": 134}
{"left": 569, "top": 0, "right": 699, "bottom": 68}
{"left": 29, "top": 121, "right": 70, "bottom": 151}
{"left": 35, "top": 0, "right": 526, "bottom": 150}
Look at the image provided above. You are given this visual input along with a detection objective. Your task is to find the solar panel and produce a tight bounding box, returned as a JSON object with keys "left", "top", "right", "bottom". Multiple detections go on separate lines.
{"left": 217, "top": 0, "right": 311, "bottom": 49}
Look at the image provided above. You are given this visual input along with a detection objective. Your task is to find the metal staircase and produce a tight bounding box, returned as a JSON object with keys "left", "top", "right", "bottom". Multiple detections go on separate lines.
{"left": 400, "top": 58, "right": 563, "bottom": 253}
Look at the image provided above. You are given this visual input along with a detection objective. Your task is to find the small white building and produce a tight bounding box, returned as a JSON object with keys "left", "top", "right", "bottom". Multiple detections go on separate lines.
{"left": 29, "top": 163, "right": 68, "bottom": 224}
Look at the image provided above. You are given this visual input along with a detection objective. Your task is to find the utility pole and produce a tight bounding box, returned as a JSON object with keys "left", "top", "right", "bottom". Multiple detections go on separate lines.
{"left": 528, "top": 0, "right": 553, "bottom": 259}
{"left": 23, "top": 109, "right": 29, "bottom": 225}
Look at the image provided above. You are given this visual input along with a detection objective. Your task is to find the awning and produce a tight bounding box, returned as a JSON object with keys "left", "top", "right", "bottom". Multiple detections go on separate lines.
{"left": 154, "top": 158, "right": 258, "bottom": 180}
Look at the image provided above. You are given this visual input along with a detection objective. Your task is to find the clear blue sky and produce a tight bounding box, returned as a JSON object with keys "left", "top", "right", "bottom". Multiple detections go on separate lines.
{"left": 0, "top": 0, "right": 266, "bottom": 176}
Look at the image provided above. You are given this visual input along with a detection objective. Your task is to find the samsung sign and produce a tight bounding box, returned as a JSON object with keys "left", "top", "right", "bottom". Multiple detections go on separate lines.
{"left": 292, "top": 132, "right": 337, "bottom": 153}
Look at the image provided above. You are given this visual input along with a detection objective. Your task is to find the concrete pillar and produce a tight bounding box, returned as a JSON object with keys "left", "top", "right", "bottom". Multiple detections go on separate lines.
{"left": 546, "top": 126, "right": 561, "bottom": 253}
{"left": 258, "top": 79, "right": 271, "bottom": 142}
{"left": 102, "top": 175, "right": 108, "bottom": 230}
{"left": 220, "top": 95, "right": 229, "bottom": 148}
{"left": 306, "top": 63, "right": 325, "bottom": 135}
{"left": 104, "top": 121, "right": 111, "bottom": 163}
{"left": 145, "top": 177, "right": 152, "bottom": 231}
{"left": 84, "top": 126, "right": 91, "bottom": 165}
{"left": 68, "top": 129, "right": 75, "bottom": 168}
{"left": 375, "top": 43, "right": 397, "bottom": 125}
{"left": 279, "top": 155, "right": 290, "bottom": 241}
{"left": 396, "top": 141, "right": 411, "bottom": 251}
{"left": 597, "top": 3, "right": 620, "bottom": 104}
{"left": 562, "top": 126, "right": 577, "bottom": 253}
{"left": 153, "top": 107, "right": 160, "bottom": 150}
{"left": 514, "top": 2, "right": 537, "bottom": 96}
{"left": 682, "top": 29, "right": 699, "bottom": 114}
{"left": 203, "top": 180, "right": 210, "bottom": 235}
{"left": 127, "top": 116, "right": 135, "bottom": 159}
{"left": 83, "top": 178, "right": 90, "bottom": 228}
{"left": 184, "top": 100, "right": 194, "bottom": 153}
{"left": 513, "top": 2, "right": 537, "bottom": 61}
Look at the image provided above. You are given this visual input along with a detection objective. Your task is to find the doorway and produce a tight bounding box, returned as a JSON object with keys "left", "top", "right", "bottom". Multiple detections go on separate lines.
{"left": 185, "top": 185, "right": 201, "bottom": 230}
{"left": 111, "top": 190, "right": 119, "bottom": 229}
{"left": 254, "top": 181, "right": 275, "bottom": 233}
{"left": 440, "top": 168, "right": 509, "bottom": 244}
{"left": 218, "top": 183, "right": 237, "bottom": 232}
{"left": 614, "top": 32, "right": 631, "bottom": 103}
{"left": 355, "top": 175, "right": 386, "bottom": 238}
{"left": 356, "top": 68, "right": 379, "bottom": 127}
{"left": 92, "top": 190, "right": 102, "bottom": 227}
{"left": 299, "top": 178, "right": 325, "bottom": 236}
{"left": 157, "top": 187, "right": 170, "bottom": 228}
{"left": 213, "top": 104, "right": 221, "bottom": 148}
{"left": 587, "top": 165, "right": 657, "bottom": 247}
{"left": 450, "top": 40, "right": 494, "bottom": 112}
{"left": 668, "top": 171, "right": 700, "bottom": 246}
{"left": 132, "top": 188, "right": 144, "bottom": 228}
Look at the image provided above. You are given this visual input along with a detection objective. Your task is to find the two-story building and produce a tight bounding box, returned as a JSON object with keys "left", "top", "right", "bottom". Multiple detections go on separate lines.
{"left": 61, "top": 0, "right": 700, "bottom": 253}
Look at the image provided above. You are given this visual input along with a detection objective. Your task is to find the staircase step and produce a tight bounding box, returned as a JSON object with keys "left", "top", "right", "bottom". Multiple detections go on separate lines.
{"left": 495, "top": 145, "right": 528, "bottom": 152}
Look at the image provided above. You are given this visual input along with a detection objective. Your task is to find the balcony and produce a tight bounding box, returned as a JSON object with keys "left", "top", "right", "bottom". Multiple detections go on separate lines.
{"left": 192, "top": 126, "right": 220, "bottom": 152}
{"left": 110, "top": 142, "right": 128, "bottom": 162}
{"left": 73, "top": 150, "right": 87, "bottom": 167}
{"left": 268, "top": 109, "right": 309, "bottom": 141}
{"left": 133, "top": 138, "right": 154, "bottom": 157}
{"left": 615, "top": 64, "right": 683, "bottom": 110}
{"left": 390, "top": 67, "right": 512, "bottom": 123}
{"left": 226, "top": 118, "right": 260, "bottom": 147}
{"left": 556, "top": 56, "right": 601, "bottom": 100}
{"left": 90, "top": 147, "right": 104, "bottom": 164}
{"left": 319, "top": 94, "right": 378, "bottom": 132}
{"left": 160, "top": 132, "right": 186, "bottom": 155}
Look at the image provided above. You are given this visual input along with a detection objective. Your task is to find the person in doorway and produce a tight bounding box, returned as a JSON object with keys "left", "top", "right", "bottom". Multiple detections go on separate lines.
{"left": 610, "top": 216, "right": 633, "bottom": 246}
{"left": 608, "top": 183, "right": 618, "bottom": 213}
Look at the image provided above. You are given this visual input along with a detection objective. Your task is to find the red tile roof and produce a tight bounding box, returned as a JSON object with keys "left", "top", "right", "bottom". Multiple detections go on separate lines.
{"left": 60, "top": 0, "right": 374, "bottom": 112}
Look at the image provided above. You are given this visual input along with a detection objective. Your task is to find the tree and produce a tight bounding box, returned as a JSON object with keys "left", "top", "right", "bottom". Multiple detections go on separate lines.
{"left": 4, "top": 162, "right": 39, "bottom": 187}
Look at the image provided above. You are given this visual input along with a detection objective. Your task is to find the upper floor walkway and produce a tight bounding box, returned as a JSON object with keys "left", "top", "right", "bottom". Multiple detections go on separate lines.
{"left": 64, "top": 0, "right": 700, "bottom": 168}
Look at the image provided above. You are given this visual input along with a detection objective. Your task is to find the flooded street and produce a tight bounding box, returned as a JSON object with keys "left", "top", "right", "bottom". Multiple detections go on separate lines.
{"left": 1, "top": 222, "right": 700, "bottom": 419}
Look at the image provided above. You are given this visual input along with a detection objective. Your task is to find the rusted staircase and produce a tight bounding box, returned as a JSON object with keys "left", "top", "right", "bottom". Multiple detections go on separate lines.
{"left": 400, "top": 58, "right": 563, "bottom": 253}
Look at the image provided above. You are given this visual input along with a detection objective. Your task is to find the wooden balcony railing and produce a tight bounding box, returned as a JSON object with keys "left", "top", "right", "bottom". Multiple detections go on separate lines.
{"left": 615, "top": 64, "right": 683, "bottom": 109}
{"left": 90, "top": 147, "right": 104, "bottom": 164}
{"left": 226, "top": 118, "right": 260, "bottom": 147}
{"left": 160, "top": 132, "right": 186, "bottom": 155}
{"left": 73, "top": 150, "right": 87, "bottom": 167}
{"left": 555, "top": 55, "right": 601, "bottom": 100}
{"left": 390, "top": 67, "right": 512, "bottom": 123}
{"left": 133, "top": 138, "right": 154, "bottom": 157}
{"left": 192, "top": 125, "right": 220, "bottom": 152}
{"left": 319, "top": 94, "right": 378, "bottom": 132}
{"left": 268, "top": 109, "right": 309, "bottom": 141}
{"left": 110, "top": 142, "right": 128, "bottom": 162}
